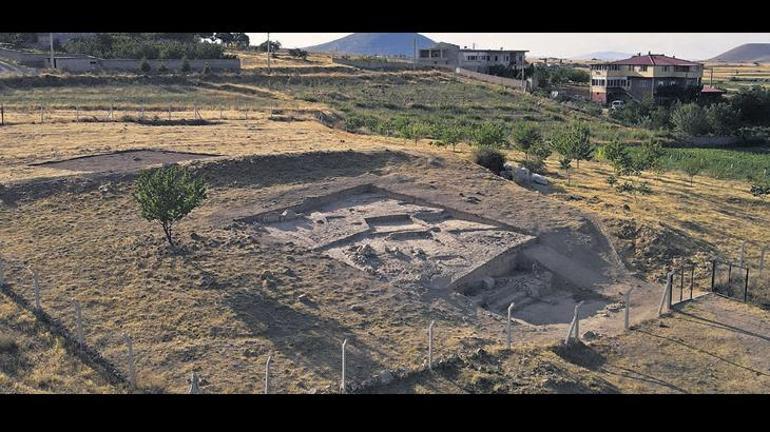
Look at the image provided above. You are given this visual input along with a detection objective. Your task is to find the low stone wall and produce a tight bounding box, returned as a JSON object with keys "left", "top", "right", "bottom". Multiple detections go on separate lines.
{"left": 331, "top": 57, "right": 432, "bottom": 71}
{"left": 55, "top": 58, "right": 241, "bottom": 73}
{"left": 455, "top": 67, "right": 528, "bottom": 91}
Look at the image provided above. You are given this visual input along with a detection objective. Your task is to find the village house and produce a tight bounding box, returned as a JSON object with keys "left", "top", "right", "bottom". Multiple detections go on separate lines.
{"left": 590, "top": 52, "right": 704, "bottom": 104}
{"left": 416, "top": 42, "right": 527, "bottom": 74}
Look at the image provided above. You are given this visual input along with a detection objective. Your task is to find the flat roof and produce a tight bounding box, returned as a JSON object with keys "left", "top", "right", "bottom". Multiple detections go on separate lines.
{"left": 605, "top": 54, "right": 700, "bottom": 66}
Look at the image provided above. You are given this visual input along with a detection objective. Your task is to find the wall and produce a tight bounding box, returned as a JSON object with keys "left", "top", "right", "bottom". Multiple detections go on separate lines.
{"left": 331, "top": 57, "right": 425, "bottom": 71}
{"left": 454, "top": 67, "right": 528, "bottom": 91}
{"left": 0, "top": 47, "right": 47, "bottom": 67}
{"left": 53, "top": 58, "right": 241, "bottom": 73}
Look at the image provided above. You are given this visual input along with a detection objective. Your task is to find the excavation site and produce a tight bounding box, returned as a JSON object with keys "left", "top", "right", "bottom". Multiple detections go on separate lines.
{"left": 242, "top": 184, "right": 620, "bottom": 326}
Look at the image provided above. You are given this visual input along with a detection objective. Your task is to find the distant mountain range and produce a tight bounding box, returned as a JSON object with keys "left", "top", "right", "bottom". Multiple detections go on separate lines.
{"left": 304, "top": 33, "right": 435, "bottom": 57}
{"left": 572, "top": 51, "right": 633, "bottom": 61}
{"left": 709, "top": 43, "right": 770, "bottom": 63}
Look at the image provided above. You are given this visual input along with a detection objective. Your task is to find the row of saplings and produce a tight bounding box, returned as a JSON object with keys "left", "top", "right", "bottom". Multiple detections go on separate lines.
{"left": 471, "top": 121, "right": 666, "bottom": 197}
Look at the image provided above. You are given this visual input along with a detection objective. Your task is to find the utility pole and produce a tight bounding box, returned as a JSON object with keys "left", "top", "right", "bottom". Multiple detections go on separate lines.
{"left": 710, "top": 68, "right": 714, "bottom": 86}
{"left": 267, "top": 32, "right": 271, "bottom": 75}
{"left": 413, "top": 38, "right": 416, "bottom": 70}
{"left": 49, "top": 32, "right": 55, "bottom": 70}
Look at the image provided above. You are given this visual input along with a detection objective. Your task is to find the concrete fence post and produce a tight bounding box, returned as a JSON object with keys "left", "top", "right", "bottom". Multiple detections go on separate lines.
{"left": 658, "top": 271, "right": 674, "bottom": 316}
{"left": 564, "top": 301, "right": 584, "bottom": 344}
{"left": 73, "top": 300, "right": 84, "bottom": 346}
{"left": 428, "top": 320, "right": 435, "bottom": 371}
{"left": 573, "top": 301, "right": 583, "bottom": 340}
{"left": 340, "top": 338, "right": 348, "bottom": 394}
{"left": 624, "top": 287, "right": 635, "bottom": 331}
{"left": 76, "top": 106, "right": 79, "bottom": 122}
{"left": 189, "top": 371, "right": 200, "bottom": 394}
{"left": 507, "top": 302, "right": 515, "bottom": 350}
{"left": 264, "top": 354, "right": 272, "bottom": 394}
{"left": 124, "top": 334, "right": 137, "bottom": 390}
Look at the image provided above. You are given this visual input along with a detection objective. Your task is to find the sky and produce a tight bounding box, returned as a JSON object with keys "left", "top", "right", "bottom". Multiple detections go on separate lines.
{"left": 247, "top": 33, "right": 770, "bottom": 60}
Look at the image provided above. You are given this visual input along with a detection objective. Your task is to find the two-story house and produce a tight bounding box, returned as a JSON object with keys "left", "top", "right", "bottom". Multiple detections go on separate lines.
{"left": 590, "top": 52, "right": 703, "bottom": 104}
{"left": 417, "top": 42, "right": 527, "bottom": 74}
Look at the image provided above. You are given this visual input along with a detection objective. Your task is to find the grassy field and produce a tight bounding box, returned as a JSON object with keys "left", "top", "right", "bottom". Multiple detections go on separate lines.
{"left": 703, "top": 62, "right": 770, "bottom": 93}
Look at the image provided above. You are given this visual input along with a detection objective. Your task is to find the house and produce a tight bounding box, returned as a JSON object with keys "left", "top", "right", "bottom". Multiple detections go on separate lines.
{"left": 590, "top": 52, "right": 703, "bottom": 104}
{"left": 416, "top": 42, "right": 527, "bottom": 74}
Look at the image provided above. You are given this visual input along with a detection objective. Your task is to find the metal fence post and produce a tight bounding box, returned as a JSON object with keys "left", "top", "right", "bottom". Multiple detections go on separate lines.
{"left": 507, "top": 302, "right": 514, "bottom": 350}
{"left": 428, "top": 320, "right": 435, "bottom": 371}
{"left": 744, "top": 267, "right": 750, "bottom": 302}
{"left": 264, "top": 354, "right": 272, "bottom": 394}
{"left": 189, "top": 371, "right": 200, "bottom": 394}
{"left": 680, "top": 266, "right": 684, "bottom": 302}
{"left": 340, "top": 338, "right": 347, "bottom": 394}
{"left": 690, "top": 266, "right": 694, "bottom": 300}
{"left": 711, "top": 260, "right": 717, "bottom": 292}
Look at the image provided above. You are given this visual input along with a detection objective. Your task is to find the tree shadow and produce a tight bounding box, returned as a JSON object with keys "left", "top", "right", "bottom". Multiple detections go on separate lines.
{"left": 674, "top": 310, "right": 770, "bottom": 343}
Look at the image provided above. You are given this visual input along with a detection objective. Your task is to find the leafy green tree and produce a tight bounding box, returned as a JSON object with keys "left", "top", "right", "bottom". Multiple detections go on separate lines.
{"left": 635, "top": 139, "right": 665, "bottom": 174}
{"left": 181, "top": 56, "right": 191, "bottom": 73}
{"left": 133, "top": 165, "right": 207, "bottom": 247}
{"left": 288, "top": 48, "right": 309, "bottom": 60}
{"left": 705, "top": 102, "right": 741, "bottom": 136}
{"left": 438, "top": 126, "right": 463, "bottom": 152}
{"left": 550, "top": 122, "right": 594, "bottom": 170}
{"left": 671, "top": 102, "right": 710, "bottom": 136}
{"left": 473, "top": 122, "right": 509, "bottom": 148}
{"left": 602, "top": 138, "right": 637, "bottom": 177}
{"left": 682, "top": 159, "right": 705, "bottom": 187}
{"left": 511, "top": 122, "right": 542, "bottom": 158}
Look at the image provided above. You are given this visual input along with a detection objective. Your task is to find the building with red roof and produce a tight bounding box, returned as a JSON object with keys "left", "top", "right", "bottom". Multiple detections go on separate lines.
{"left": 589, "top": 52, "right": 704, "bottom": 104}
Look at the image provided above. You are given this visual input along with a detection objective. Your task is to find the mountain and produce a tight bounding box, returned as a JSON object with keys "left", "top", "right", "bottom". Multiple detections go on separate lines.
{"left": 710, "top": 43, "right": 770, "bottom": 63}
{"left": 572, "top": 51, "right": 633, "bottom": 61}
{"left": 304, "top": 33, "right": 435, "bottom": 57}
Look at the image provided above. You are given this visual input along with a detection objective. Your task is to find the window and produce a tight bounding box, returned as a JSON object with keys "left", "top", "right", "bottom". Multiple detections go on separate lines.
{"left": 419, "top": 50, "right": 429, "bottom": 58}
{"left": 639, "top": 65, "right": 648, "bottom": 72}
{"left": 674, "top": 66, "right": 690, "bottom": 72}
{"left": 663, "top": 66, "right": 669, "bottom": 72}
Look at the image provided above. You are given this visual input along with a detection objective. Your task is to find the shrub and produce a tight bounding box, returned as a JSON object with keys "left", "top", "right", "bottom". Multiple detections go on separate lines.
{"left": 181, "top": 56, "right": 191, "bottom": 73}
{"left": 730, "top": 85, "right": 770, "bottom": 126}
{"left": 549, "top": 122, "right": 594, "bottom": 169}
{"left": 671, "top": 103, "right": 710, "bottom": 136}
{"left": 520, "top": 158, "right": 546, "bottom": 175}
{"left": 472, "top": 147, "right": 506, "bottom": 174}
{"left": 139, "top": 57, "right": 151, "bottom": 73}
{"left": 133, "top": 165, "right": 207, "bottom": 247}
{"left": 202, "top": 62, "right": 211, "bottom": 75}
{"left": 438, "top": 125, "right": 463, "bottom": 152}
{"left": 602, "top": 138, "right": 636, "bottom": 176}
{"left": 157, "top": 63, "right": 169, "bottom": 74}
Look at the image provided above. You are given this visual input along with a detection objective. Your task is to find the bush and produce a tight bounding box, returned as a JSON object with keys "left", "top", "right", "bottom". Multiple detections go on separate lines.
{"left": 139, "top": 57, "right": 151, "bottom": 73}
{"left": 730, "top": 85, "right": 770, "bottom": 127}
{"left": 181, "top": 56, "right": 191, "bottom": 73}
{"left": 133, "top": 165, "right": 207, "bottom": 247}
{"left": 157, "top": 63, "right": 169, "bottom": 73}
{"left": 671, "top": 103, "right": 710, "bottom": 136}
{"left": 202, "top": 62, "right": 211, "bottom": 75}
{"left": 472, "top": 147, "right": 506, "bottom": 174}
{"left": 520, "top": 158, "right": 546, "bottom": 175}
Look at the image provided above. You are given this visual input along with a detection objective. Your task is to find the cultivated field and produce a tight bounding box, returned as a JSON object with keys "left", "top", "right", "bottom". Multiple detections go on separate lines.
{"left": 703, "top": 62, "right": 770, "bottom": 93}
{"left": 1, "top": 57, "right": 769, "bottom": 393}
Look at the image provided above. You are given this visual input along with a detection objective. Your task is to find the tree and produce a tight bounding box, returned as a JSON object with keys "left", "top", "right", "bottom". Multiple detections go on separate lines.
{"left": 511, "top": 122, "right": 542, "bottom": 159}
{"left": 232, "top": 33, "right": 250, "bottom": 48}
{"left": 133, "top": 165, "right": 207, "bottom": 247}
{"left": 213, "top": 32, "right": 234, "bottom": 46}
{"left": 258, "top": 40, "right": 281, "bottom": 53}
{"left": 671, "top": 102, "right": 710, "bottom": 136}
{"left": 635, "top": 138, "right": 665, "bottom": 175}
{"left": 560, "top": 158, "right": 573, "bottom": 185}
{"left": 602, "top": 138, "right": 637, "bottom": 177}
{"left": 683, "top": 159, "right": 705, "bottom": 187}
{"left": 288, "top": 48, "right": 308, "bottom": 60}
{"left": 705, "top": 102, "right": 741, "bottom": 136}
{"left": 473, "top": 122, "right": 509, "bottom": 148}
{"left": 438, "top": 125, "right": 463, "bottom": 152}
{"left": 550, "top": 122, "right": 594, "bottom": 170}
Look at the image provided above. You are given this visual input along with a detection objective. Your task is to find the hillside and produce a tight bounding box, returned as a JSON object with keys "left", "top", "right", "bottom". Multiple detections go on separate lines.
{"left": 710, "top": 43, "right": 770, "bottom": 63}
{"left": 304, "top": 33, "right": 435, "bottom": 57}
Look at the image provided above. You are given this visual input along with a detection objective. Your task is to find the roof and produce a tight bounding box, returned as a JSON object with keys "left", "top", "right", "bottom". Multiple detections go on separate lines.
{"left": 459, "top": 49, "right": 528, "bottom": 53}
{"left": 701, "top": 85, "right": 725, "bottom": 94}
{"left": 608, "top": 54, "right": 700, "bottom": 66}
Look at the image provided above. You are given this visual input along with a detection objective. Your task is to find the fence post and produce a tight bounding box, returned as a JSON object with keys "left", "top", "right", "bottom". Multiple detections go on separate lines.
{"left": 728, "top": 262, "right": 733, "bottom": 288}
{"left": 189, "top": 371, "right": 200, "bottom": 394}
{"left": 744, "top": 267, "right": 750, "bottom": 302}
{"left": 680, "top": 266, "right": 684, "bottom": 302}
{"left": 658, "top": 271, "right": 674, "bottom": 316}
{"left": 624, "top": 287, "right": 635, "bottom": 331}
{"left": 264, "top": 354, "right": 272, "bottom": 394}
{"left": 73, "top": 300, "right": 84, "bottom": 346}
{"left": 340, "top": 339, "right": 347, "bottom": 394}
{"left": 690, "top": 266, "right": 694, "bottom": 300}
{"left": 76, "top": 106, "right": 79, "bottom": 122}
{"left": 1, "top": 103, "right": 4, "bottom": 126}
{"left": 40, "top": 105, "right": 44, "bottom": 123}
{"left": 168, "top": 105, "right": 171, "bottom": 121}
{"left": 564, "top": 301, "right": 584, "bottom": 344}
{"left": 124, "top": 334, "right": 136, "bottom": 390}
{"left": 507, "top": 302, "right": 514, "bottom": 350}
{"left": 711, "top": 260, "right": 717, "bottom": 292}
{"left": 428, "top": 320, "right": 435, "bottom": 371}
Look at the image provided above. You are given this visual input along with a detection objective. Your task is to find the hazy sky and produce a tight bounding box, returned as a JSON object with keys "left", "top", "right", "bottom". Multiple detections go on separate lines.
{"left": 247, "top": 33, "right": 770, "bottom": 60}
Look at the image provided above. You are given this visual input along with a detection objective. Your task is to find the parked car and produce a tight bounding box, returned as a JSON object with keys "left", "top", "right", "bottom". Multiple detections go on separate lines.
{"left": 610, "top": 100, "right": 625, "bottom": 110}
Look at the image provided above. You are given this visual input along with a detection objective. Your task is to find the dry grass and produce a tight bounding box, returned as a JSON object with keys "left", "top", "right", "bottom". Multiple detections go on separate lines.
{"left": 0, "top": 297, "right": 116, "bottom": 393}
{"left": 703, "top": 62, "right": 770, "bottom": 92}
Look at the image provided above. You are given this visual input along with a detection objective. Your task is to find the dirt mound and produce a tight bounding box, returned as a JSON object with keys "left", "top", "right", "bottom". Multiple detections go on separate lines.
{"left": 606, "top": 219, "right": 715, "bottom": 280}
